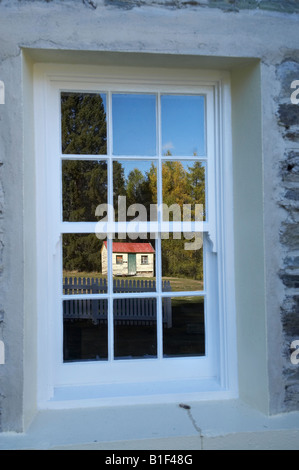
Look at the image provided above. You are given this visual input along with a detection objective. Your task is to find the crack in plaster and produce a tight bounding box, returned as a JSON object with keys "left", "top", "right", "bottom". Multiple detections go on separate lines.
{"left": 179, "top": 404, "right": 203, "bottom": 449}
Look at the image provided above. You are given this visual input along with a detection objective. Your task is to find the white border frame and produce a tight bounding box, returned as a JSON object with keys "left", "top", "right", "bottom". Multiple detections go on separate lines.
{"left": 34, "top": 64, "right": 238, "bottom": 409}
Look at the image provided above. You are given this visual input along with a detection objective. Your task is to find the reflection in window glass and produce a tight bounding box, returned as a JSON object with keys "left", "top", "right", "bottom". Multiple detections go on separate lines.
{"left": 112, "top": 94, "right": 157, "bottom": 156}
{"left": 161, "top": 235, "right": 203, "bottom": 292}
{"left": 63, "top": 299, "right": 108, "bottom": 362}
{"left": 108, "top": 237, "right": 156, "bottom": 293}
{"left": 114, "top": 298, "right": 157, "bottom": 359}
{"left": 63, "top": 234, "right": 107, "bottom": 294}
{"left": 61, "top": 92, "right": 107, "bottom": 155}
{"left": 62, "top": 160, "right": 107, "bottom": 222}
{"left": 113, "top": 160, "right": 157, "bottom": 221}
{"left": 162, "top": 160, "right": 206, "bottom": 221}
{"left": 161, "top": 95, "right": 205, "bottom": 156}
{"left": 162, "top": 296, "right": 205, "bottom": 357}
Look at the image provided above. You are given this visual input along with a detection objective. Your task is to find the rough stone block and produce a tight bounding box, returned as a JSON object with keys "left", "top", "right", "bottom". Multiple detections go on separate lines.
{"left": 278, "top": 104, "right": 299, "bottom": 129}
{"left": 280, "top": 223, "right": 299, "bottom": 250}
{"left": 280, "top": 273, "right": 299, "bottom": 289}
{"left": 281, "top": 151, "right": 299, "bottom": 183}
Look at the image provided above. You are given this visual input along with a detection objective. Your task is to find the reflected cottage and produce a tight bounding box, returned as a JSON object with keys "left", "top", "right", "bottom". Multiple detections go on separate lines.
{"left": 101, "top": 241, "right": 155, "bottom": 277}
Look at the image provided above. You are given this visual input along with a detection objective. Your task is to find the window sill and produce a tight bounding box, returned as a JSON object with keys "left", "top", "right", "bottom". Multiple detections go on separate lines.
{"left": 1, "top": 399, "right": 299, "bottom": 450}
{"left": 44, "top": 377, "right": 235, "bottom": 410}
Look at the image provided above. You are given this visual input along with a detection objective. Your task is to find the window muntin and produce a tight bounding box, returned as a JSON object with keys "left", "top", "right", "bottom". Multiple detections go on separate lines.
{"left": 60, "top": 90, "right": 207, "bottom": 364}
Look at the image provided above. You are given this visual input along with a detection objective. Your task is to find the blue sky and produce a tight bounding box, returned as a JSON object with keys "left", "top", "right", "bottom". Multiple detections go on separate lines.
{"left": 111, "top": 93, "right": 205, "bottom": 157}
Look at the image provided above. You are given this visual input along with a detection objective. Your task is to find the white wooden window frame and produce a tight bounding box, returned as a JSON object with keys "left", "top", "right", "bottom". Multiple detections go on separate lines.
{"left": 34, "top": 64, "right": 238, "bottom": 409}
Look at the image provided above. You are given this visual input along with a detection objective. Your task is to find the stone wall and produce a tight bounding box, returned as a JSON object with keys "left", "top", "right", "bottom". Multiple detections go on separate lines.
{"left": 1, "top": 0, "right": 299, "bottom": 13}
{"left": 276, "top": 59, "right": 299, "bottom": 411}
{"left": 103, "top": 0, "right": 299, "bottom": 13}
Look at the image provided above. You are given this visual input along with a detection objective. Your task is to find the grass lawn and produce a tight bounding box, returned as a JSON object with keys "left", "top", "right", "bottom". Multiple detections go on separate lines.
{"left": 63, "top": 271, "right": 203, "bottom": 293}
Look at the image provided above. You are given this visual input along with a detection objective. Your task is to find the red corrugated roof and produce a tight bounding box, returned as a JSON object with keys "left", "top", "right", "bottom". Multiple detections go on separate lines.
{"left": 103, "top": 241, "right": 155, "bottom": 253}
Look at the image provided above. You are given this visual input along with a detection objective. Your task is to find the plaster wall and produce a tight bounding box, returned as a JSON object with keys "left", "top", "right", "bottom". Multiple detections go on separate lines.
{"left": 0, "top": 0, "right": 298, "bottom": 433}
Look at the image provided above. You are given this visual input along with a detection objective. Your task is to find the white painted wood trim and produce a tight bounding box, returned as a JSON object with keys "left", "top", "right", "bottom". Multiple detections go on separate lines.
{"left": 34, "top": 63, "right": 237, "bottom": 407}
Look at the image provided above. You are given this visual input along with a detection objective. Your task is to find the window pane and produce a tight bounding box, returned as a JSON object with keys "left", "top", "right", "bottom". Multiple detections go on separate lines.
{"left": 113, "top": 160, "right": 157, "bottom": 221}
{"left": 114, "top": 298, "right": 157, "bottom": 359}
{"left": 63, "top": 299, "right": 108, "bottom": 362}
{"left": 162, "top": 235, "right": 203, "bottom": 292}
{"left": 162, "top": 160, "right": 206, "bottom": 221}
{"left": 161, "top": 95, "right": 205, "bottom": 156}
{"left": 162, "top": 296, "right": 205, "bottom": 357}
{"left": 63, "top": 234, "right": 107, "bottom": 294}
{"left": 112, "top": 94, "right": 156, "bottom": 155}
{"left": 111, "top": 237, "right": 156, "bottom": 293}
{"left": 62, "top": 160, "right": 107, "bottom": 222}
{"left": 61, "top": 92, "right": 107, "bottom": 155}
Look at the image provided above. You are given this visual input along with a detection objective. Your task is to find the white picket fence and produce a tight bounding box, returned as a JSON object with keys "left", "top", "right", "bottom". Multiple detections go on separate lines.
{"left": 63, "top": 278, "right": 172, "bottom": 328}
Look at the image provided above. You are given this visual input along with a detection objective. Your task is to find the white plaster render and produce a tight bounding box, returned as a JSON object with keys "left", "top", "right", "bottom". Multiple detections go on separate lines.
{"left": 0, "top": 5, "right": 297, "bottom": 61}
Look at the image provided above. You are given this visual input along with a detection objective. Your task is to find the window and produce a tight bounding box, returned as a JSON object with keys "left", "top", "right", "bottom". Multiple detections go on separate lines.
{"left": 35, "top": 64, "right": 237, "bottom": 407}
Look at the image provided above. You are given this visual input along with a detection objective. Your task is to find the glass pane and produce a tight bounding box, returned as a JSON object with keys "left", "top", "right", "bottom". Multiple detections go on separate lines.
{"left": 63, "top": 299, "right": 108, "bottom": 362}
{"left": 162, "top": 160, "right": 206, "bottom": 221}
{"left": 113, "top": 160, "right": 157, "bottom": 221}
{"left": 161, "top": 94, "right": 205, "bottom": 156}
{"left": 111, "top": 237, "right": 156, "bottom": 293}
{"left": 63, "top": 234, "right": 107, "bottom": 294}
{"left": 61, "top": 92, "right": 107, "bottom": 155}
{"left": 162, "top": 296, "right": 205, "bottom": 357}
{"left": 113, "top": 298, "right": 157, "bottom": 359}
{"left": 112, "top": 94, "right": 156, "bottom": 155}
{"left": 62, "top": 160, "right": 107, "bottom": 222}
{"left": 162, "top": 235, "right": 203, "bottom": 292}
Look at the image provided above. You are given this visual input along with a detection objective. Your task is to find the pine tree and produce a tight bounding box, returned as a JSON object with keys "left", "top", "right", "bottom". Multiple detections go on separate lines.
{"left": 61, "top": 92, "right": 107, "bottom": 155}
{"left": 61, "top": 92, "right": 108, "bottom": 273}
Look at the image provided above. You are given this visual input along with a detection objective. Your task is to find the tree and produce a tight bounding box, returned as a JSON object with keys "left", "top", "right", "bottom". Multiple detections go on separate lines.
{"left": 126, "top": 168, "right": 146, "bottom": 207}
{"left": 186, "top": 161, "right": 206, "bottom": 219}
{"left": 63, "top": 160, "right": 108, "bottom": 222}
{"left": 61, "top": 92, "right": 107, "bottom": 155}
{"left": 61, "top": 92, "right": 108, "bottom": 273}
